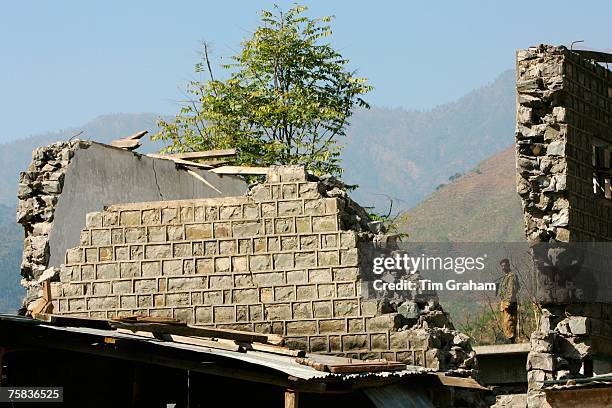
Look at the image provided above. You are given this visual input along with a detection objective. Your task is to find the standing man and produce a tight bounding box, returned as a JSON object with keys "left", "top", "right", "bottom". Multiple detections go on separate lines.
{"left": 497, "top": 258, "right": 520, "bottom": 343}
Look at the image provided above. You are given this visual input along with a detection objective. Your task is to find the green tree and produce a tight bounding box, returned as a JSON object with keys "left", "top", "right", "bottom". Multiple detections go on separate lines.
{"left": 154, "top": 4, "right": 372, "bottom": 176}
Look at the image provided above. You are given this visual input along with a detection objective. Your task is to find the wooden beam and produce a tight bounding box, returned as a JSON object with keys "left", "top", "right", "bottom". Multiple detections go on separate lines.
{"left": 146, "top": 154, "right": 213, "bottom": 169}
{"left": 209, "top": 166, "right": 269, "bottom": 175}
{"left": 110, "top": 321, "right": 283, "bottom": 345}
{"left": 240, "top": 342, "right": 305, "bottom": 357}
{"left": 285, "top": 389, "right": 299, "bottom": 408}
{"left": 167, "top": 149, "right": 237, "bottom": 160}
{"left": 116, "top": 329, "right": 243, "bottom": 352}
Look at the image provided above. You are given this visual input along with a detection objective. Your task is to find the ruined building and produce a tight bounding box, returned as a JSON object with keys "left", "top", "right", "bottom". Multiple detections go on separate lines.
{"left": 16, "top": 141, "right": 476, "bottom": 375}
{"left": 516, "top": 44, "right": 612, "bottom": 406}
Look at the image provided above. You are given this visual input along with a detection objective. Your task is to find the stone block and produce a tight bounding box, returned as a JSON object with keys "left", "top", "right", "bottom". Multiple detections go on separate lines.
{"left": 167, "top": 225, "right": 185, "bottom": 241}
{"left": 185, "top": 224, "right": 213, "bottom": 239}
{"left": 120, "top": 211, "right": 141, "bottom": 226}
{"left": 334, "top": 299, "right": 359, "bottom": 317}
{"left": 309, "top": 336, "right": 328, "bottom": 352}
{"left": 286, "top": 270, "right": 306, "bottom": 284}
{"left": 145, "top": 244, "right": 171, "bottom": 259}
{"left": 250, "top": 255, "right": 271, "bottom": 271}
{"left": 342, "top": 334, "right": 367, "bottom": 351}
{"left": 273, "top": 253, "right": 294, "bottom": 269}
{"left": 292, "top": 302, "right": 312, "bottom": 319}
{"left": 295, "top": 252, "right": 317, "bottom": 268}
{"left": 232, "top": 288, "right": 259, "bottom": 303}
{"left": 86, "top": 212, "right": 103, "bottom": 228}
{"left": 318, "top": 251, "right": 339, "bottom": 266}
{"left": 125, "top": 227, "right": 146, "bottom": 243}
{"left": 312, "top": 215, "right": 337, "bottom": 232}
{"left": 195, "top": 306, "right": 213, "bottom": 324}
{"left": 233, "top": 221, "right": 261, "bottom": 237}
{"left": 286, "top": 320, "right": 317, "bottom": 335}
{"left": 166, "top": 293, "right": 190, "bottom": 307}
{"left": 274, "top": 286, "right": 295, "bottom": 301}
{"left": 119, "top": 261, "right": 140, "bottom": 278}
{"left": 142, "top": 209, "right": 160, "bottom": 224}
{"left": 213, "top": 306, "right": 235, "bottom": 323}
{"left": 275, "top": 218, "right": 294, "bottom": 234}
{"left": 278, "top": 200, "right": 302, "bottom": 216}
{"left": 298, "top": 182, "right": 320, "bottom": 199}
{"left": 300, "top": 235, "right": 318, "bottom": 250}
{"left": 213, "top": 222, "right": 231, "bottom": 238}
{"left": 367, "top": 313, "right": 403, "bottom": 331}
{"left": 313, "top": 300, "right": 333, "bottom": 318}
{"left": 161, "top": 208, "right": 179, "bottom": 224}
{"left": 527, "top": 352, "right": 555, "bottom": 371}
{"left": 319, "top": 319, "right": 346, "bottom": 333}
{"left": 91, "top": 229, "right": 111, "bottom": 246}
{"left": 134, "top": 279, "right": 157, "bottom": 294}
{"left": 96, "top": 263, "right": 118, "bottom": 280}
{"left": 112, "top": 280, "right": 132, "bottom": 295}
{"left": 93, "top": 282, "right": 111, "bottom": 296}
{"left": 264, "top": 304, "right": 292, "bottom": 320}
{"left": 308, "top": 268, "right": 331, "bottom": 282}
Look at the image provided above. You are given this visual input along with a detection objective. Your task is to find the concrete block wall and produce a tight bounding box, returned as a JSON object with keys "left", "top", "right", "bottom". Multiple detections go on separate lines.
{"left": 51, "top": 166, "right": 436, "bottom": 364}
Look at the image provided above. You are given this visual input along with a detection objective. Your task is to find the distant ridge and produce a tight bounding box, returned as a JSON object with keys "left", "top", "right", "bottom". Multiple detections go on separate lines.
{"left": 400, "top": 146, "right": 525, "bottom": 242}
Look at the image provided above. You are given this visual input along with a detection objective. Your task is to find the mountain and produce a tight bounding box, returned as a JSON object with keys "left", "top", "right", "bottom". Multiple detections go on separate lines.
{"left": 399, "top": 146, "right": 525, "bottom": 242}
{"left": 344, "top": 70, "right": 516, "bottom": 212}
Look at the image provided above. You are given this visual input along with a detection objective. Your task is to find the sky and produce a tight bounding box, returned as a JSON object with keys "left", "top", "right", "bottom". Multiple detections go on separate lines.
{"left": 1, "top": 0, "right": 611, "bottom": 143}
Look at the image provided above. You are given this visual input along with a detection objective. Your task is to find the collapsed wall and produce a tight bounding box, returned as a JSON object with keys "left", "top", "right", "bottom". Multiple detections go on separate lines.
{"left": 18, "top": 141, "right": 246, "bottom": 308}
{"left": 49, "top": 165, "right": 475, "bottom": 371}
{"left": 515, "top": 45, "right": 612, "bottom": 407}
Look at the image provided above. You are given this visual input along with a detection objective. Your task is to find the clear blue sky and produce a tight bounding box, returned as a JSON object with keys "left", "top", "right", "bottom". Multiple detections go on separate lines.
{"left": 1, "top": 0, "right": 611, "bottom": 142}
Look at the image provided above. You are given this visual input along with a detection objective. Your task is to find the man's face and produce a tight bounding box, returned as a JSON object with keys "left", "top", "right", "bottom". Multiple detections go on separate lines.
{"left": 501, "top": 261, "right": 510, "bottom": 273}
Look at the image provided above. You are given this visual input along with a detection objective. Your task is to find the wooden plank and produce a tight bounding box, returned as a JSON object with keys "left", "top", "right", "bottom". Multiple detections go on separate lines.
{"left": 116, "top": 329, "right": 242, "bottom": 352}
{"left": 209, "top": 166, "right": 269, "bottom": 175}
{"left": 325, "top": 362, "right": 406, "bottom": 374}
{"left": 241, "top": 342, "right": 305, "bottom": 357}
{"left": 146, "top": 154, "right": 213, "bottom": 169}
{"left": 167, "top": 148, "right": 237, "bottom": 160}
{"left": 110, "top": 321, "right": 282, "bottom": 345}
{"left": 110, "top": 139, "right": 141, "bottom": 150}
{"left": 163, "top": 334, "right": 242, "bottom": 352}
{"left": 436, "top": 373, "right": 488, "bottom": 390}
{"left": 123, "top": 130, "right": 148, "bottom": 141}
{"left": 295, "top": 357, "right": 405, "bottom": 373}
{"left": 112, "top": 316, "right": 185, "bottom": 326}
{"left": 34, "top": 313, "right": 112, "bottom": 330}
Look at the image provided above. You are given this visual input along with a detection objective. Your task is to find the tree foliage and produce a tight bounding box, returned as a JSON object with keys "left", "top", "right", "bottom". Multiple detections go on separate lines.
{"left": 154, "top": 4, "right": 372, "bottom": 176}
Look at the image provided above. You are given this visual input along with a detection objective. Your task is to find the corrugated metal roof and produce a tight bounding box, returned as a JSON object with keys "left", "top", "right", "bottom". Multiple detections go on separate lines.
{"left": 2, "top": 315, "right": 430, "bottom": 382}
